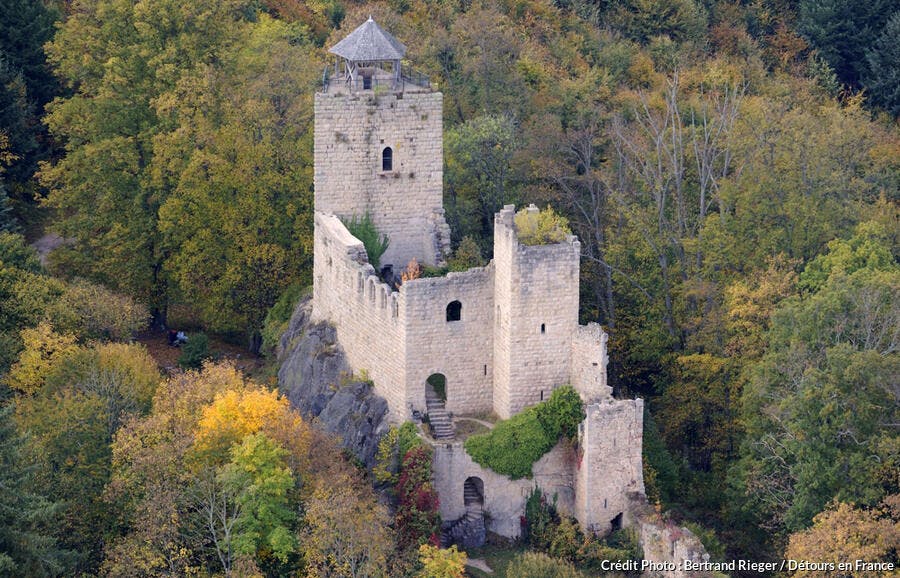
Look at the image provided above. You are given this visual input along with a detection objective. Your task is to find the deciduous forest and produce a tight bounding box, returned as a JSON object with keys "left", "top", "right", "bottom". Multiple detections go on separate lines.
{"left": 0, "top": 0, "right": 897, "bottom": 575}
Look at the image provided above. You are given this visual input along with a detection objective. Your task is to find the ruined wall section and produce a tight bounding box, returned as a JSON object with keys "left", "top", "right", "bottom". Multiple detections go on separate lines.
{"left": 432, "top": 440, "right": 577, "bottom": 539}
{"left": 314, "top": 90, "right": 445, "bottom": 268}
{"left": 401, "top": 267, "right": 495, "bottom": 415}
{"left": 492, "top": 205, "right": 581, "bottom": 419}
{"left": 575, "top": 399, "right": 645, "bottom": 535}
{"left": 312, "top": 212, "right": 407, "bottom": 420}
{"left": 571, "top": 324, "right": 613, "bottom": 403}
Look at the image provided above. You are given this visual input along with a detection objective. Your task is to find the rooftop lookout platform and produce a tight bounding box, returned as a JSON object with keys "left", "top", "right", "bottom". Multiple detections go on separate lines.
{"left": 320, "top": 16, "right": 431, "bottom": 94}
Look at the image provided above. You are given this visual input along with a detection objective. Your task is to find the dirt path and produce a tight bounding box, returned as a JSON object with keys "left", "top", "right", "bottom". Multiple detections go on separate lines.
{"left": 466, "top": 558, "right": 493, "bottom": 574}
{"left": 29, "top": 232, "right": 69, "bottom": 266}
{"left": 135, "top": 330, "right": 264, "bottom": 376}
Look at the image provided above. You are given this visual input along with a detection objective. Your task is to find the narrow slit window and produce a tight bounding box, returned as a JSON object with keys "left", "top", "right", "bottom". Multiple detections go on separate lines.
{"left": 541, "top": 323, "right": 546, "bottom": 334}
{"left": 382, "top": 147, "right": 393, "bottom": 171}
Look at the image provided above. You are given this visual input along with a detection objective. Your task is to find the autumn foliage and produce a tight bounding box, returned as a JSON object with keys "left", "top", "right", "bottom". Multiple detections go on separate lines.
{"left": 396, "top": 446, "right": 442, "bottom": 551}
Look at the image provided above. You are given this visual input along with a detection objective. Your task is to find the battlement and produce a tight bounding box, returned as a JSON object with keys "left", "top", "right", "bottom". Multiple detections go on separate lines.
{"left": 310, "top": 17, "right": 644, "bottom": 548}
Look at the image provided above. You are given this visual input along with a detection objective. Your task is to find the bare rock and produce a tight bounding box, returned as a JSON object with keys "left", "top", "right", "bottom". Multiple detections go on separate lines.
{"left": 277, "top": 296, "right": 389, "bottom": 468}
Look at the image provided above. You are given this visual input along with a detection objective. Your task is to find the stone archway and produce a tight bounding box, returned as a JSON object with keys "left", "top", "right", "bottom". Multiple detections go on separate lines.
{"left": 426, "top": 373, "right": 446, "bottom": 402}
{"left": 464, "top": 477, "right": 484, "bottom": 511}
{"left": 425, "top": 373, "right": 454, "bottom": 440}
{"left": 442, "top": 477, "right": 486, "bottom": 548}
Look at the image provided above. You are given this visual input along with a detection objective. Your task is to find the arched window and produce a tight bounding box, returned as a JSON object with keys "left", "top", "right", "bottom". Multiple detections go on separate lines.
{"left": 382, "top": 147, "right": 393, "bottom": 171}
{"left": 446, "top": 300, "right": 461, "bottom": 322}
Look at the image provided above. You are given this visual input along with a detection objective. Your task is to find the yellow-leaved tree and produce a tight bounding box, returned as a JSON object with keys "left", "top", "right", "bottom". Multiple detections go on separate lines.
{"left": 5, "top": 321, "right": 80, "bottom": 395}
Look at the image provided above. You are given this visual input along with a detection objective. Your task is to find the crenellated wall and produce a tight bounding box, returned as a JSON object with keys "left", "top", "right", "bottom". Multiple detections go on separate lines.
{"left": 312, "top": 212, "right": 408, "bottom": 419}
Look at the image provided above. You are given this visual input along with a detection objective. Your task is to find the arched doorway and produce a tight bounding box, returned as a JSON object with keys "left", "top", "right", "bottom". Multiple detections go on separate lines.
{"left": 426, "top": 373, "right": 446, "bottom": 402}
{"left": 464, "top": 477, "right": 484, "bottom": 511}
{"left": 425, "top": 373, "right": 454, "bottom": 440}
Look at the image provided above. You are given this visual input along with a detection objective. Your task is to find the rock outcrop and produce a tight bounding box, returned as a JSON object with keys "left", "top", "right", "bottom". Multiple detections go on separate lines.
{"left": 277, "top": 297, "right": 389, "bottom": 468}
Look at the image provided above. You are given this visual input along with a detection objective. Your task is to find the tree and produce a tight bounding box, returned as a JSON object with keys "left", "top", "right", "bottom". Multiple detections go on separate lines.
{"left": 40, "top": 0, "right": 272, "bottom": 326}
{"left": 219, "top": 433, "right": 296, "bottom": 564}
{"left": 797, "top": 0, "right": 894, "bottom": 88}
{"left": 864, "top": 11, "right": 900, "bottom": 116}
{"left": 11, "top": 338, "right": 160, "bottom": 573}
{"left": 4, "top": 322, "right": 79, "bottom": 395}
{"left": 0, "top": 60, "right": 37, "bottom": 224}
{"left": 735, "top": 222, "right": 899, "bottom": 534}
{"left": 445, "top": 114, "right": 519, "bottom": 250}
{"left": 0, "top": 0, "right": 58, "bottom": 108}
{"left": 417, "top": 544, "right": 467, "bottom": 578}
{"left": 0, "top": 405, "right": 69, "bottom": 577}
{"left": 785, "top": 496, "right": 900, "bottom": 576}
{"left": 299, "top": 468, "right": 393, "bottom": 578}
{"left": 153, "top": 15, "right": 316, "bottom": 346}
{"left": 104, "top": 364, "right": 252, "bottom": 577}
{"left": 609, "top": 0, "right": 707, "bottom": 44}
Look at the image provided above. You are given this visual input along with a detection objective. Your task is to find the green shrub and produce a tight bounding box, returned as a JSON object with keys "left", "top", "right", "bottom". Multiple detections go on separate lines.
{"left": 0, "top": 231, "right": 40, "bottom": 272}
{"left": 683, "top": 522, "right": 726, "bottom": 561}
{"left": 525, "top": 487, "right": 559, "bottom": 550}
{"left": 421, "top": 265, "right": 449, "bottom": 278}
{"left": 178, "top": 332, "right": 210, "bottom": 369}
{"left": 464, "top": 387, "right": 584, "bottom": 479}
{"left": 504, "top": 552, "right": 584, "bottom": 578}
{"left": 374, "top": 422, "right": 424, "bottom": 484}
{"left": 535, "top": 386, "right": 585, "bottom": 440}
{"left": 343, "top": 213, "right": 390, "bottom": 269}
{"left": 261, "top": 283, "right": 310, "bottom": 355}
{"left": 514, "top": 205, "right": 571, "bottom": 246}
{"left": 447, "top": 236, "right": 485, "bottom": 272}
{"left": 465, "top": 408, "right": 554, "bottom": 479}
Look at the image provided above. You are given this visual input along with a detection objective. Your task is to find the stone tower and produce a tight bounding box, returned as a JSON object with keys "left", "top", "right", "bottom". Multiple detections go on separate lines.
{"left": 314, "top": 17, "right": 448, "bottom": 270}
{"left": 492, "top": 205, "right": 581, "bottom": 419}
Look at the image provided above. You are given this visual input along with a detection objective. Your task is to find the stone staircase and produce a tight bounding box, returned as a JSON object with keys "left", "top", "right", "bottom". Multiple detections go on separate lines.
{"left": 441, "top": 478, "right": 486, "bottom": 548}
{"left": 425, "top": 386, "right": 455, "bottom": 440}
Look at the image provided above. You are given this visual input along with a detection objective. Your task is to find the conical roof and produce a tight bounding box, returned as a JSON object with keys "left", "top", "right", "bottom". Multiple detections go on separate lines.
{"left": 329, "top": 16, "right": 407, "bottom": 62}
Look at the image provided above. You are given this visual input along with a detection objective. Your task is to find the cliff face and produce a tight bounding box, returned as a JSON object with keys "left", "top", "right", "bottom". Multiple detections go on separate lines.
{"left": 277, "top": 297, "right": 389, "bottom": 468}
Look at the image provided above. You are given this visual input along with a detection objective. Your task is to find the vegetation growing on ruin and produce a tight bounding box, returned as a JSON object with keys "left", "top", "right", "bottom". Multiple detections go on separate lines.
{"left": 1, "top": 0, "right": 898, "bottom": 571}
{"left": 344, "top": 213, "right": 391, "bottom": 270}
{"left": 465, "top": 386, "right": 584, "bottom": 478}
{"left": 514, "top": 206, "right": 572, "bottom": 246}
{"left": 520, "top": 487, "right": 643, "bottom": 575}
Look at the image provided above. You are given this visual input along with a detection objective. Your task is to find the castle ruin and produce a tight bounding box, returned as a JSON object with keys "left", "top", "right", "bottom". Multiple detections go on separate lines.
{"left": 312, "top": 17, "right": 645, "bottom": 541}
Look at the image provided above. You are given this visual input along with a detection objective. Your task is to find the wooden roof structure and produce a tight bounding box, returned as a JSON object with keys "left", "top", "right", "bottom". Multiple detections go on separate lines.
{"left": 329, "top": 16, "right": 406, "bottom": 63}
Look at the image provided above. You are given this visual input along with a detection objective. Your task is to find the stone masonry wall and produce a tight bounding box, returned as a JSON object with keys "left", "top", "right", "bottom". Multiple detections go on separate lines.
{"left": 492, "top": 205, "right": 581, "bottom": 418}
{"left": 432, "top": 440, "right": 577, "bottom": 539}
{"left": 402, "top": 267, "right": 495, "bottom": 415}
{"left": 571, "top": 324, "right": 613, "bottom": 403}
{"left": 575, "top": 399, "right": 645, "bottom": 535}
{"left": 314, "top": 90, "right": 444, "bottom": 268}
{"left": 312, "top": 212, "right": 407, "bottom": 419}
